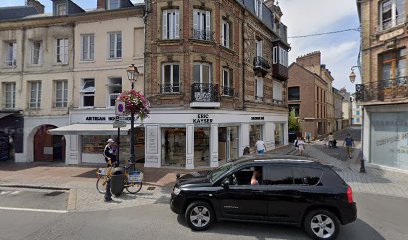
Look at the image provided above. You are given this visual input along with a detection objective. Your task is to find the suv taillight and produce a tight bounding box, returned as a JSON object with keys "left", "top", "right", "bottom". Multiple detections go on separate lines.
{"left": 347, "top": 186, "right": 353, "bottom": 203}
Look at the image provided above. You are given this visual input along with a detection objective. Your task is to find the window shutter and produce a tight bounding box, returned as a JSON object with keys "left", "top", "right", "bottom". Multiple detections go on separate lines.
{"left": 205, "top": 11, "right": 211, "bottom": 40}
{"left": 226, "top": 22, "right": 230, "bottom": 48}
{"left": 193, "top": 9, "right": 198, "bottom": 30}
{"left": 12, "top": 43, "right": 17, "bottom": 63}
{"left": 175, "top": 10, "right": 180, "bottom": 39}
{"left": 90, "top": 35, "right": 94, "bottom": 60}
{"left": 39, "top": 42, "right": 43, "bottom": 64}
{"left": 221, "top": 21, "right": 225, "bottom": 46}
{"left": 162, "top": 10, "right": 168, "bottom": 39}
{"left": 255, "top": 0, "right": 258, "bottom": 16}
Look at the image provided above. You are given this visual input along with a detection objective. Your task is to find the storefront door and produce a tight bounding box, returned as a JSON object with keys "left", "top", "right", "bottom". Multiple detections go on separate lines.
{"left": 34, "top": 125, "right": 65, "bottom": 161}
{"left": 161, "top": 128, "right": 186, "bottom": 167}
{"left": 194, "top": 127, "right": 210, "bottom": 166}
{"left": 219, "top": 126, "right": 239, "bottom": 162}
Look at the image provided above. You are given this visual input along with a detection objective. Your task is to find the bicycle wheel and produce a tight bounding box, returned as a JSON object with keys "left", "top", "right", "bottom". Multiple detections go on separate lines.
{"left": 125, "top": 181, "right": 142, "bottom": 194}
{"left": 96, "top": 176, "right": 108, "bottom": 194}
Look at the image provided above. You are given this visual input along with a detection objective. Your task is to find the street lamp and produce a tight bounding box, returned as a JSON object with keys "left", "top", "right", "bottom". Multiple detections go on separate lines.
{"left": 349, "top": 65, "right": 365, "bottom": 173}
{"left": 127, "top": 64, "right": 139, "bottom": 165}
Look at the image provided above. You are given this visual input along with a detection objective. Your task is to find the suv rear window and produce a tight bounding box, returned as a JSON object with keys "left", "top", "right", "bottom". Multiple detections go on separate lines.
{"left": 293, "top": 167, "right": 322, "bottom": 185}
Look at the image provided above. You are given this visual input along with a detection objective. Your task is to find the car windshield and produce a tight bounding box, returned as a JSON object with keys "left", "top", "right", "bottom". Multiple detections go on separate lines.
{"left": 209, "top": 162, "right": 234, "bottom": 182}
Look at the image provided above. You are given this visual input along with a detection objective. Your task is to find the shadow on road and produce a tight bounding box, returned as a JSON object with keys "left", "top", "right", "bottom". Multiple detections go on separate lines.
{"left": 174, "top": 214, "right": 384, "bottom": 240}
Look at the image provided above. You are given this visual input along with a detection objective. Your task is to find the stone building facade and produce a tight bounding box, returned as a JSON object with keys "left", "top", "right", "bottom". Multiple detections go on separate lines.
{"left": 288, "top": 51, "right": 336, "bottom": 140}
{"left": 144, "top": 0, "right": 290, "bottom": 168}
{"left": 357, "top": 0, "right": 408, "bottom": 170}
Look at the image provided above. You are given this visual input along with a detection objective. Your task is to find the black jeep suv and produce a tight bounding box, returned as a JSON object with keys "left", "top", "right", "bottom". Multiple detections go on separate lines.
{"left": 170, "top": 157, "right": 357, "bottom": 240}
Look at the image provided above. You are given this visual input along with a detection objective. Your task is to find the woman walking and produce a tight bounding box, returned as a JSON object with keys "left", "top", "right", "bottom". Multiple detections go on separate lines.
{"left": 297, "top": 137, "right": 306, "bottom": 156}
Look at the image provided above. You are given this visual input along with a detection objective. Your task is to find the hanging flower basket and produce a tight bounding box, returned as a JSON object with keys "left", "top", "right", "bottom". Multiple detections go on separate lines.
{"left": 117, "top": 89, "right": 151, "bottom": 120}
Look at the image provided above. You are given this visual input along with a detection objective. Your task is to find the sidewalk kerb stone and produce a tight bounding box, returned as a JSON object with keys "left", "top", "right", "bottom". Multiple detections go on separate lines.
{"left": 67, "top": 189, "right": 77, "bottom": 211}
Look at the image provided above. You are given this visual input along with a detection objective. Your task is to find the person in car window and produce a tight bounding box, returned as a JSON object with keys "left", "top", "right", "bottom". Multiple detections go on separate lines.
{"left": 251, "top": 167, "right": 262, "bottom": 185}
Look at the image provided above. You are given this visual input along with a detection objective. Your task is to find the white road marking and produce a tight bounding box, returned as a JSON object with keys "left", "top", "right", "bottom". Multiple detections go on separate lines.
{"left": 0, "top": 207, "right": 67, "bottom": 213}
{"left": 10, "top": 191, "right": 20, "bottom": 195}
{"left": 0, "top": 191, "right": 10, "bottom": 195}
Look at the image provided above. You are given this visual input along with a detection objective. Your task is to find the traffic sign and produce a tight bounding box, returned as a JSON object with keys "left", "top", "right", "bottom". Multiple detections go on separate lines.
{"left": 115, "top": 101, "right": 126, "bottom": 116}
{"left": 113, "top": 120, "right": 127, "bottom": 128}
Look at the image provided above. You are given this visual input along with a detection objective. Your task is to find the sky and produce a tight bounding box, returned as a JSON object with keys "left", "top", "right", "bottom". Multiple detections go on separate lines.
{"left": 0, "top": 0, "right": 361, "bottom": 93}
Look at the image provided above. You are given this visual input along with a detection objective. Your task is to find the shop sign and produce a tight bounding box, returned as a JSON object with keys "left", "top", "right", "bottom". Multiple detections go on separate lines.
{"left": 251, "top": 116, "right": 264, "bottom": 121}
{"left": 193, "top": 114, "right": 213, "bottom": 124}
{"left": 85, "top": 116, "right": 132, "bottom": 122}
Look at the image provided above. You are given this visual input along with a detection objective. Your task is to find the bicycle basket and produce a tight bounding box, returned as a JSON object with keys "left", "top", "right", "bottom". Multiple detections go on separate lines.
{"left": 128, "top": 171, "right": 143, "bottom": 183}
{"left": 97, "top": 168, "right": 107, "bottom": 176}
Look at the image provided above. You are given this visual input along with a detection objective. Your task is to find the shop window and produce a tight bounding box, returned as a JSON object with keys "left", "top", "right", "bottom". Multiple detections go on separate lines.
{"left": 250, "top": 124, "right": 263, "bottom": 149}
{"left": 274, "top": 123, "right": 284, "bottom": 147}
{"left": 80, "top": 78, "right": 95, "bottom": 107}
{"left": 82, "top": 135, "right": 110, "bottom": 153}
{"left": 194, "top": 128, "right": 210, "bottom": 166}
{"left": 162, "top": 63, "right": 180, "bottom": 93}
{"left": 54, "top": 80, "right": 68, "bottom": 108}
{"left": 28, "top": 81, "right": 41, "bottom": 109}
{"left": 288, "top": 86, "right": 300, "bottom": 101}
{"left": 162, "top": 128, "right": 186, "bottom": 167}
{"left": 107, "top": 77, "right": 122, "bottom": 107}
{"left": 162, "top": 9, "right": 179, "bottom": 40}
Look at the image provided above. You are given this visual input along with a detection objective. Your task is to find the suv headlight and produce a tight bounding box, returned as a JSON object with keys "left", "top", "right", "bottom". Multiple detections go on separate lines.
{"left": 173, "top": 187, "right": 181, "bottom": 195}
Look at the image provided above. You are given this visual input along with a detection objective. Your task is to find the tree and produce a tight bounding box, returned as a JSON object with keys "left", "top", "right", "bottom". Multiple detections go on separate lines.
{"left": 288, "top": 108, "right": 300, "bottom": 132}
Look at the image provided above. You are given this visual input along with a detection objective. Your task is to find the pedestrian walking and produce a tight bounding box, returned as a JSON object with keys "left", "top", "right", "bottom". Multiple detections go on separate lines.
{"left": 102, "top": 138, "right": 117, "bottom": 202}
{"left": 294, "top": 137, "right": 300, "bottom": 152}
{"left": 255, "top": 138, "right": 266, "bottom": 155}
{"left": 328, "top": 133, "right": 334, "bottom": 148}
{"left": 343, "top": 134, "right": 354, "bottom": 159}
{"left": 297, "top": 138, "right": 306, "bottom": 156}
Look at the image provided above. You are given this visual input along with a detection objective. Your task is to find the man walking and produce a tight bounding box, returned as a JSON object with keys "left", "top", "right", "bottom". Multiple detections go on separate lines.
{"left": 255, "top": 138, "right": 266, "bottom": 155}
{"left": 343, "top": 134, "right": 354, "bottom": 159}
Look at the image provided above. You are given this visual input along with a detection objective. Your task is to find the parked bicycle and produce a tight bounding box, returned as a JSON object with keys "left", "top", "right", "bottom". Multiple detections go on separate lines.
{"left": 96, "top": 159, "right": 143, "bottom": 195}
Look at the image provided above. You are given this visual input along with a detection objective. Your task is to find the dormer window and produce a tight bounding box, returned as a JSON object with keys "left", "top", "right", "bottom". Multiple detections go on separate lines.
{"left": 56, "top": 3, "right": 67, "bottom": 16}
{"left": 108, "top": 0, "right": 121, "bottom": 10}
{"left": 255, "top": 0, "right": 263, "bottom": 19}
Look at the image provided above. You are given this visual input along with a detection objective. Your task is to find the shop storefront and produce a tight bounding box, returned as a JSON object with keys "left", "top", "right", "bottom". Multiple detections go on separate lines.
{"left": 50, "top": 109, "right": 288, "bottom": 168}
{"left": 0, "top": 111, "right": 24, "bottom": 162}
{"left": 274, "top": 122, "right": 285, "bottom": 147}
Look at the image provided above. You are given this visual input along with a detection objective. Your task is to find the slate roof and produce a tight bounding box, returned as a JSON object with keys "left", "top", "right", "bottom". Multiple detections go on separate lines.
{"left": 0, "top": 5, "right": 41, "bottom": 21}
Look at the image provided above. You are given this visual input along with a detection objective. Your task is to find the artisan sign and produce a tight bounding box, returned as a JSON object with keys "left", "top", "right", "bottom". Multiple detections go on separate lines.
{"left": 85, "top": 116, "right": 132, "bottom": 121}
{"left": 193, "top": 114, "right": 213, "bottom": 124}
{"left": 251, "top": 116, "right": 265, "bottom": 120}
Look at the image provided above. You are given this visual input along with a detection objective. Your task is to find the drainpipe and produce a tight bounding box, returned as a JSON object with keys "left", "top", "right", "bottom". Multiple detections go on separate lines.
{"left": 20, "top": 28, "right": 26, "bottom": 95}
{"left": 241, "top": 10, "right": 245, "bottom": 110}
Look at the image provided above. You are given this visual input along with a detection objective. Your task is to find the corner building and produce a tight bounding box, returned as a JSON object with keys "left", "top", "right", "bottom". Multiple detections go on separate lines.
{"left": 144, "top": 0, "right": 290, "bottom": 168}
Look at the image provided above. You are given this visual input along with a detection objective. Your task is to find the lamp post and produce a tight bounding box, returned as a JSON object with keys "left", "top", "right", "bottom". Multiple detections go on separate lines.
{"left": 349, "top": 65, "right": 365, "bottom": 173}
{"left": 127, "top": 64, "right": 139, "bottom": 165}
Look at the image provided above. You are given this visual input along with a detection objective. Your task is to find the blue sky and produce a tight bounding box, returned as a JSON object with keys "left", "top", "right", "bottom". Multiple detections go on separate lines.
{"left": 1, "top": 0, "right": 360, "bottom": 92}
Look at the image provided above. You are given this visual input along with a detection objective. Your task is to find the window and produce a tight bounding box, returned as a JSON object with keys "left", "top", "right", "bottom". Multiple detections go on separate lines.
{"left": 5, "top": 42, "right": 16, "bottom": 67}
{"left": 255, "top": 76, "right": 263, "bottom": 99}
{"left": 254, "top": 0, "right": 263, "bottom": 19}
{"left": 3, "top": 82, "right": 16, "bottom": 109}
{"left": 356, "top": 110, "right": 360, "bottom": 116}
{"left": 108, "top": 0, "right": 120, "bottom": 10}
{"left": 289, "top": 104, "right": 300, "bottom": 117}
{"left": 193, "top": 63, "right": 211, "bottom": 84}
{"left": 56, "top": 38, "right": 68, "bottom": 64}
{"left": 273, "top": 46, "right": 277, "bottom": 64}
{"left": 273, "top": 81, "right": 283, "bottom": 101}
{"left": 162, "top": 9, "right": 179, "bottom": 40}
{"left": 288, "top": 86, "right": 300, "bottom": 101}
{"left": 222, "top": 68, "right": 233, "bottom": 96}
{"left": 263, "top": 166, "right": 293, "bottom": 185}
{"left": 380, "top": 48, "right": 406, "bottom": 87}
{"left": 107, "top": 77, "right": 122, "bottom": 107}
{"left": 273, "top": 46, "right": 288, "bottom": 67}
{"left": 56, "top": 3, "right": 66, "bottom": 16}
{"left": 221, "top": 19, "right": 230, "bottom": 48}
{"left": 255, "top": 39, "right": 263, "bottom": 57}
{"left": 249, "top": 125, "right": 263, "bottom": 151}
{"left": 162, "top": 63, "right": 180, "bottom": 93}
{"left": 108, "top": 32, "right": 122, "bottom": 59}
{"left": 81, "top": 34, "right": 94, "bottom": 61}
{"left": 293, "top": 167, "right": 322, "bottom": 185}
{"left": 193, "top": 9, "right": 212, "bottom": 41}
{"left": 29, "top": 81, "right": 41, "bottom": 108}
{"left": 80, "top": 79, "right": 95, "bottom": 107}
{"left": 54, "top": 80, "right": 68, "bottom": 108}
{"left": 379, "top": 0, "right": 405, "bottom": 30}
{"left": 30, "top": 41, "right": 42, "bottom": 65}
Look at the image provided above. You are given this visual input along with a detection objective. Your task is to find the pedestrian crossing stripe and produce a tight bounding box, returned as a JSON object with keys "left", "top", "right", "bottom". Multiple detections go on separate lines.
{"left": 0, "top": 191, "right": 20, "bottom": 195}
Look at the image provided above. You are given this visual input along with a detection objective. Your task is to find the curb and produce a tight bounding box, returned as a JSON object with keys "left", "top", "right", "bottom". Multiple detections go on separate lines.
{"left": 67, "top": 189, "right": 77, "bottom": 211}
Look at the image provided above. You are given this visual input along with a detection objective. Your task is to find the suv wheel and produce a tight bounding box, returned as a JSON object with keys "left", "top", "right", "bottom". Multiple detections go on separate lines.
{"left": 185, "top": 201, "right": 214, "bottom": 231}
{"left": 304, "top": 209, "right": 339, "bottom": 240}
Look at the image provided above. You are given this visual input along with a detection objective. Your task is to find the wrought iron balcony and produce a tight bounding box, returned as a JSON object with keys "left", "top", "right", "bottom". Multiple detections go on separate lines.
{"left": 253, "top": 56, "right": 270, "bottom": 77}
{"left": 222, "top": 86, "right": 234, "bottom": 97}
{"left": 192, "top": 29, "right": 214, "bottom": 42}
{"left": 160, "top": 84, "right": 181, "bottom": 94}
{"left": 190, "top": 83, "right": 220, "bottom": 108}
{"left": 355, "top": 77, "right": 408, "bottom": 102}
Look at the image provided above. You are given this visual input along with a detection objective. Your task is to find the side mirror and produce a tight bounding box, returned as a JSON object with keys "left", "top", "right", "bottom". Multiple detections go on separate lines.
{"left": 221, "top": 178, "right": 230, "bottom": 189}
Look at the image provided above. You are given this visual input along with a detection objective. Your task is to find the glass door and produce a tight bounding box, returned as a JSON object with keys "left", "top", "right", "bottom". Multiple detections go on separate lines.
{"left": 194, "top": 127, "right": 210, "bottom": 166}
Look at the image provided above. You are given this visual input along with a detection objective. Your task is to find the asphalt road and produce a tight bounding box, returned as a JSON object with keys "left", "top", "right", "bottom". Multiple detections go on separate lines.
{"left": 0, "top": 193, "right": 407, "bottom": 240}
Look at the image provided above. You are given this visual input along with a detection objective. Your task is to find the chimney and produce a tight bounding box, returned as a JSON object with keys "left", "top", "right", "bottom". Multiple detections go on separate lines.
{"left": 26, "top": 0, "right": 45, "bottom": 14}
{"left": 296, "top": 51, "right": 322, "bottom": 75}
{"left": 97, "top": 0, "right": 106, "bottom": 9}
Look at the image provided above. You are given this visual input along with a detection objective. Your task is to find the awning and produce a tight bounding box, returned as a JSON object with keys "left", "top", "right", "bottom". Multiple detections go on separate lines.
{"left": 48, "top": 124, "right": 136, "bottom": 135}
